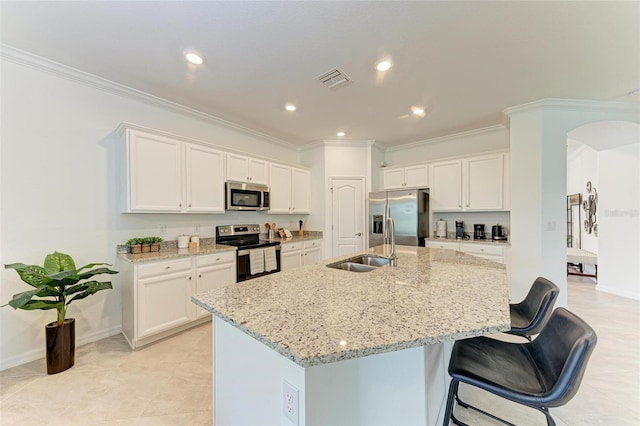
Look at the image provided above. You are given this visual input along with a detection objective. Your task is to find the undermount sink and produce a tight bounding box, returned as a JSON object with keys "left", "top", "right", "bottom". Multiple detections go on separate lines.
{"left": 326, "top": 255, "right": 391, "bottom": 272}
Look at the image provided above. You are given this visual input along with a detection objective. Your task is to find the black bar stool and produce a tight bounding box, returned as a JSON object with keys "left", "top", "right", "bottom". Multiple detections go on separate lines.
{"left": 508, "top": 276, "right": 559, "bottom": 340}
{"left": 443, "top": 307, "right": 597, "bottom": 426}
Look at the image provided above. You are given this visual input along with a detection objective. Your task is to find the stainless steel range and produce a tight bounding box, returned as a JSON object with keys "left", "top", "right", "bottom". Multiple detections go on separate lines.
{"left": 216, "top": 224, "right": 281, "bottom": 282}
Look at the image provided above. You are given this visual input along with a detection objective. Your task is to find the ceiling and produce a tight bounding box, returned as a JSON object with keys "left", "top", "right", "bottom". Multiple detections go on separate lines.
{"left": 1, "top": 1, "right": 639, "bottom": 148}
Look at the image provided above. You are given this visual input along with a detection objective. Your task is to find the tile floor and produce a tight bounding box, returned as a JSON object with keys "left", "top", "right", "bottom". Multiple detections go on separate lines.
{"left": 0, "top": 275, "right": 638, "bottom": 425}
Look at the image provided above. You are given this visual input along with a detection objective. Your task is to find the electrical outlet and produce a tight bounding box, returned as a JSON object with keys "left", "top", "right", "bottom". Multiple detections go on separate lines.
{"left": 194, "top": 223, "right": 200, "bottom": 233}
{"left": 283, "top": 381, "right": 299, "bottom": 425}
{"left": 159, "top": 224, "right": 167, "bottom": 235}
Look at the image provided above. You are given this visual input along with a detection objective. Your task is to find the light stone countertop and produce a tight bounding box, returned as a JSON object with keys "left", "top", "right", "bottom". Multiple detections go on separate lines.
{"left": 426, "top": 237, "right": 511, "bottom": 246}
{"left": 261, "top": 234, "right": 323, "bottom": 244}
{"left": 192, "top": 245, "right": 510, "bottom": 368}
{"left": 119, "top": 243, "right": 237, "bottom": 263}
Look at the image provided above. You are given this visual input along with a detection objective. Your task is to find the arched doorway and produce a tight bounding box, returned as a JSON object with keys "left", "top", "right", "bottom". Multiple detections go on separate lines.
{"left": 566, "top": 120, "right": 640, "bottom": 300}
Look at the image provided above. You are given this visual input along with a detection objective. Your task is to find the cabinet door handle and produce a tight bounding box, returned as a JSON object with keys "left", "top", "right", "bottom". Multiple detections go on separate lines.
{"left": 199, "top": 274, "right": 202, "bottom": 278}
{"left": 188, "top": 204, "right": 192, "bottom": 208}
{"left": 165, "top": 266, "right": 171, "bottom": 270}
{"left": 355, "top": 232, "right": 362, "bottom": 236}
{"left": 216, "top": 258, "right": 220, "bottom": 261}
{"left": 189, "top": 276, "right": 192, "bottom": 280}
{"left": 179, "top": 203, "right": 182, "bottom": 207}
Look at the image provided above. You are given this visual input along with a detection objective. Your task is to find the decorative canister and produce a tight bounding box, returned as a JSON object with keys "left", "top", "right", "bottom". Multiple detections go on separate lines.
{"left": 178, "top": 235, "right": 189, "bottom": 249}
{"left": 436, "top": 219, "right": 447, "bottom": 238}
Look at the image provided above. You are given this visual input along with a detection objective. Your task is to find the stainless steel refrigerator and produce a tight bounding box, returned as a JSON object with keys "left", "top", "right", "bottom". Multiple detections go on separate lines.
{"left": 369, "top": 189, "right": 429, "bottom": 247}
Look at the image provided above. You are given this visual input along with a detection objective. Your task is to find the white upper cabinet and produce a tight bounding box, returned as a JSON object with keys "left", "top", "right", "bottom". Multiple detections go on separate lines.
{"left": 126, "top": 130, "right": 184, "bottom": 212}
{"left": 464, "top": 154, "right": 503, "bottom": 210}
{"left": 268, "top": 163, "right": 310, "bottom": 214}
{"left": 430, "top": 153, "right": 507, "bottom": 212}
{"left": 185, "top": 144, "right": 225, "bottom": 213}
{"left": 430, "top": 160, "right": 463, "bottom": 211}
{"left": 121, "top": 127, "right": 224, "bottom": 213}
{"left": 269, "top": 163, "right": 292, "bottom": 213}
{"left": 226, "top": 153, "right": 269, "bottom": 185}
{"left": 383, "top": 164, "right": 428, "bottom": 190}
{"left": 291, "top": 168, "right": 311, "bottom": 214}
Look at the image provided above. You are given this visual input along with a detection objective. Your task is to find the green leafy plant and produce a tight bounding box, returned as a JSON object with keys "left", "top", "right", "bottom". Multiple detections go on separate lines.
{"left": 3, "top": 251, "right": 118, "bottom": 326}
{"left": 126, "top": 237, "right": 142, "bottom": 246}
{"left": 148, "top": 237, "right": 163, "bottom": 244}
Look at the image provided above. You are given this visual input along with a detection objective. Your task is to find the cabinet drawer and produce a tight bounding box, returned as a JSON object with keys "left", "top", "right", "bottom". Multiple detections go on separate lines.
{"left": 426, "top": 241, "right": 459, "bottom": 250}
{"left": 281, "top": 242, "right": 302, "bottom": 253}
{"left": 137, "top": 258, "right": 192, "bottom": 279}
{"left": 460, "top": 243, "right": 504, "bottom": 256}
{"left": 304, "top": 239, "right": 321, "bottom": 249}
{"left": 197, "top": 251, "right": 236, "bottom": 267}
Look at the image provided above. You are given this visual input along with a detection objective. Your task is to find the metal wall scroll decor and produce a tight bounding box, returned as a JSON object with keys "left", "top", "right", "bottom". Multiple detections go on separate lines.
{"left": 583, "top": 181, "right": 598, "bottom": 236}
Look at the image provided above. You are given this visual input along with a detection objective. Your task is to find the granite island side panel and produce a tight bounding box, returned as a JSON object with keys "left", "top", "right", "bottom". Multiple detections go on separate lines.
{"left": 192, "top": 245, "right": 510, "bottom": 368}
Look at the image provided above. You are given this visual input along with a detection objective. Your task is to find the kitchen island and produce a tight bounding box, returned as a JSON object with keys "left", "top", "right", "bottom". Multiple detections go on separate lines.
{"left": 193, "top": 245, "right": 510, "bottom": 425}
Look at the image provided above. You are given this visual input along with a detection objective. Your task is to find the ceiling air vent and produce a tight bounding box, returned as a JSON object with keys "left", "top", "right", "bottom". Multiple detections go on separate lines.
{"left": 316, "top": 68, "right": 351, "bottom": 89}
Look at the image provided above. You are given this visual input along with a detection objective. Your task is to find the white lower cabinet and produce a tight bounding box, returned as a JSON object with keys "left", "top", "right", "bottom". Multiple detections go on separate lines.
{"left": 425, "top": 240, "right": 460, "bottom": 251}
{"left": 426, "top": 240, "right": 507, "bottom": 264}
{"left": 195, "top": 253, "right": 236, "bottom": 319}
{"left": 280, "top": 242, "right": 303, "bottom": 271}
{"left": 122, "top": 252, "right": 236, "bottom": 349}
{"left": 136, "top": 258, "right": 193, "bottom": 340}
{"left": 280, "top": 239, "right": 323, "bottom": 271}
{"left": 459, "top": 243, "right": 505, "bottom": 263}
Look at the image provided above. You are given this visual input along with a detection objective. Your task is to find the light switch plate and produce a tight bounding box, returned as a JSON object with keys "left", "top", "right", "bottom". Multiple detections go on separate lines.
{"left": 283, "top": 381, "right": 299, "bottom": 425}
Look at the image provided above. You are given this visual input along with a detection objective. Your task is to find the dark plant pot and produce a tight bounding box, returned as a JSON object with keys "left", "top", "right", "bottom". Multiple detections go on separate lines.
{"left": 150, "top": 243, "right": 161, "bottom": 252}
{"left": 129, "top": 244, "right": 142, "bottom": 254}
{"left": 45, "top": 318, "right": 75, "bottom": 374}
{"left": 141, "top": 244, "right": 151, "bottom": 253}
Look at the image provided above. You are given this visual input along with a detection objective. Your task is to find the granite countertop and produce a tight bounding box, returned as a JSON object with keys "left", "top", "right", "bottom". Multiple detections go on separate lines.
{"left": 261, "top": 234, "right": 323, "bottom": 244}
{"left": 426, "top": 237, "right": 511, "bottom": 246}
{"left": 119, "top": 243, "right": 237, "bottom": 263}
{"left": 192, "top": 245, "right": 510, "bottom": 368}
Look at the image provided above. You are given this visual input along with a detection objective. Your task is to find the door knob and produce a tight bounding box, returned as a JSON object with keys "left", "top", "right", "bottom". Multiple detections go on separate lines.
{"left": 355, "top": 232, "right": 362, "bottom": 236}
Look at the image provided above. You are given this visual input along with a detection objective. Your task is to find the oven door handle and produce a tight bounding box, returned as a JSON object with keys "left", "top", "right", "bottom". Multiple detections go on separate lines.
{"left": 237, "top": 246, "right": 280, "bottom": 256}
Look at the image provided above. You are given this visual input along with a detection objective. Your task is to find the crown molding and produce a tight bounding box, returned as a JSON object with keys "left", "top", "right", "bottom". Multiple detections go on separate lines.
{"left": 299, "top": 139, "right": 378, "bottom": 152}
{"left": 503, "top": 98, "right": 640, "bottom": 116}
{"left": 385, "top": 124, "right": 507, "bottom": 153}
{"left": 323, "top": 139, "right": 375, "bottom": 147}
{"left": 0, "top": 44, "right": 299, "bottom": 151}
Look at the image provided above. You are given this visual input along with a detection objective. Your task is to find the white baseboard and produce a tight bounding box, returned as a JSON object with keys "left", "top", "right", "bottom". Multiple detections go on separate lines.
{"left": 597, "top": 285, "right": 640, "bottom": 301}
{"left": 0, "top": 324, "right": 122, "bottom": 371}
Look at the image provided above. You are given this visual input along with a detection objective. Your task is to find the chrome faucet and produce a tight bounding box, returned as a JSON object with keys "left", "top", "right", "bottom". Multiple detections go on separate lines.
{"left": 383, "top": 217, "right": 397, "bottom": 266}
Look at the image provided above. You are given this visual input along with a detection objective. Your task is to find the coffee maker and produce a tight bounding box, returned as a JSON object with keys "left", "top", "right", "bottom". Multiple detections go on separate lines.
{"left": 473, "top": 224, "right": 486, "bottom": 240}
{"left": 455, "top": 221, "right": 465, "bottom": 239}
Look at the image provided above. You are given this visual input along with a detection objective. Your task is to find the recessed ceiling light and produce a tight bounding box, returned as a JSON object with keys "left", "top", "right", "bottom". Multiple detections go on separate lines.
{"left": 337, "top": 131, "right": 345, "bottom": 137}
{"left": 376, "top": 60, "right": 392, "bottom": 72}
{"left": 412, "top": 107, "right": 425, "bottom": 116}
{"left": 185, "top": 52, "right": 204, "bottom": 65}
{"left": 285, "top": 104, "right": 297, "bottom": 112}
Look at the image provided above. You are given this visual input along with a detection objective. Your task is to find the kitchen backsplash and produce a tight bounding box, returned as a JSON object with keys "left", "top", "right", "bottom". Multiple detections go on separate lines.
{"left": 432, "top": 211, "right": 511, "bottom": 239}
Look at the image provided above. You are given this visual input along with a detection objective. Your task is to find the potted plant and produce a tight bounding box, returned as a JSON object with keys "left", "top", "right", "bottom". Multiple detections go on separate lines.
{"left": 2, "top": 251, "right": 118, "bottom": 374}
{"left": 140, "top": 237, "right": 151, "bottom": 253}
{"left": 149, "top": 236, "right": 163, "bottom": 252}
{"left": 126, "top": 237, "right": 142, "bottom": 254}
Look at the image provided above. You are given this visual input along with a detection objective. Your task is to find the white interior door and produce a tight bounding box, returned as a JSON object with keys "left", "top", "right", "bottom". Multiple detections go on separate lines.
{"left": 331, "top": 178, "right": 365, "bottom": 257}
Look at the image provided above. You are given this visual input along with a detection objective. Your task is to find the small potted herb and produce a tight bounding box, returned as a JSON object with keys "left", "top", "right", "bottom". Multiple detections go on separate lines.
{"left": 140, "top": 237, "right": 152, "bottom": 253}
{"left": 149, "top": 237, "right": 163, "bottom": 252}
{"left": 126, "top": 238, "right": 142, "bottom": 254}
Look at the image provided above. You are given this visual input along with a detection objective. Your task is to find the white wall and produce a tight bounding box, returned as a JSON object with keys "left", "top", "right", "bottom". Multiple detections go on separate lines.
{"left": 384, "top": 125, "right": 509, "bottom": 166}
{"left": 0, "top": 57, "right": 303, "bottom": 369}
{"left": 598, "top": 143, "right": 639, "bottom": 300}
{"left": 300, "top": 145, "right": 326, "bottom": 235}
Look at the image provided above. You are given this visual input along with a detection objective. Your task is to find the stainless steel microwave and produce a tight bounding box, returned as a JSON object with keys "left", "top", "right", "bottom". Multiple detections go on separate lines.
{"left": 225, "top": 182, "right": 270, "bottom": 211}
